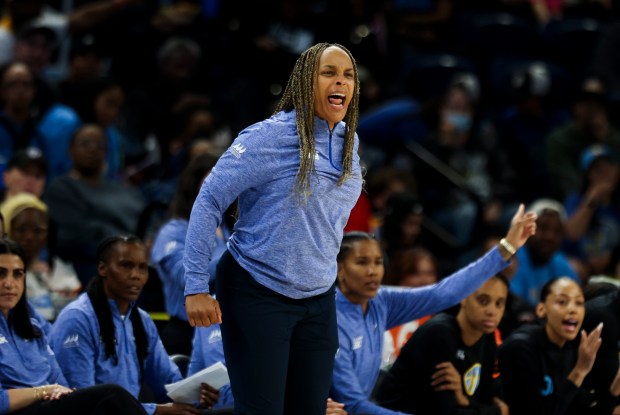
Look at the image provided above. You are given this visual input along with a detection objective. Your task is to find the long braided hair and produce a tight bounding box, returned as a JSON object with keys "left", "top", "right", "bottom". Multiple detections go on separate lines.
{"left": 274, "top": 43, "right": 360, "bottom": 199}
{"left": 87, "top": 235, "right": 148, "bottom": 377}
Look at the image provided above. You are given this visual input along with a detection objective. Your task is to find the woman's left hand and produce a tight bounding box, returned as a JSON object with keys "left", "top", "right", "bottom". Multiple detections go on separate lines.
{"left": 44, "top": 384, "right": 73, "bottom": 400}
{"left": 326, "top": 398, "right": 347, "bottom": 415}
{"left": 199, "top": 383, "right": 219, "bottom": 408}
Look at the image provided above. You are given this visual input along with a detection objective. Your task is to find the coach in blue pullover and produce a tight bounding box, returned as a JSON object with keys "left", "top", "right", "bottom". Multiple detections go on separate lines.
{"left": 183, "top": 43, "right": 364, "bottom": 414}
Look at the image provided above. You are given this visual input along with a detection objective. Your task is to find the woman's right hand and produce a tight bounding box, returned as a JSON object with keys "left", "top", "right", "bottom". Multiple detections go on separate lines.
{"left": 431, "top": 362, "right": 469, "bottom": 407}
{"left": 185, "top": 293, "right": 221, "bottom": 327}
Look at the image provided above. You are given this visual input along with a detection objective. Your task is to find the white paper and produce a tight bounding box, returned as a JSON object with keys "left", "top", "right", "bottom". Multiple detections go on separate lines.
{"left": 165, "top": 361, "right": 230, "bottom": 404}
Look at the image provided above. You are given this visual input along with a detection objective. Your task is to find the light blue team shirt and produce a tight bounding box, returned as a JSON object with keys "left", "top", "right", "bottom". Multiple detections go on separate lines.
{"left": 49, "top": 293, "right": 183, "bottom": 415}
{"left": 0, "top": 312, "right": 66, "bottom": 414}
{"left": 184, "top": 110, "right": 363, "bottom": 299}
{"left": 332, "top": 247, "right": 510, "bottom": 415}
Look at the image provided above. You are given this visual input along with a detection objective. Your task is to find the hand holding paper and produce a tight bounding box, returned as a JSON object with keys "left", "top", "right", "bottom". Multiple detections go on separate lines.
{"left": 165, "top": 362, "right": 230, "bottom": 404}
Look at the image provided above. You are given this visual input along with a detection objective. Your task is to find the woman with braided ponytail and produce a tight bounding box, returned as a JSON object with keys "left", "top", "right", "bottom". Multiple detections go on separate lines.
{"left": 183, "top": 43, "right": 362, "bottom": 414}
{"left": 50, "top": 235, "right": 213, "bottom": 414}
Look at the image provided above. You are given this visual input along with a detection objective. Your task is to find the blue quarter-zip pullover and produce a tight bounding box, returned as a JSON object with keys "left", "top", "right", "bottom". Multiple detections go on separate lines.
{"left": 49, "top": 294, "right": 183, "bottom": 415}
{"left": 0, "top": 313, "right": 66, "bottom": 414}
{"left": 331, "top": 247, "right": 510, "bottom": 415}
{"left": 184, "top": 109, "right": 363, "bottom": 299}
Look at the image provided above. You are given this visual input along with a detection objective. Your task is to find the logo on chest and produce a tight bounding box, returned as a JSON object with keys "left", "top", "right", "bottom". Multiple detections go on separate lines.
{"left": 463, "top": 363, "right": 481, "bottom": 396}
{"left": 230, "top": 144, "right": 246, "bottom": 159}
{"left": 541, "top": 375, "right": 553, "bottom": 396}
{"left": 0, "top": 335, "right": 7, "bottom": 345}
{"left": 352, "top": 336, "right": 363, "bottom": 350}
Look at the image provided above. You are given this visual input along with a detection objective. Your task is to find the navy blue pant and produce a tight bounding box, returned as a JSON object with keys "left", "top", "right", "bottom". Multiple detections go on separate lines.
{"left": 215, "top": 251, "right": 338, "bottom": 415}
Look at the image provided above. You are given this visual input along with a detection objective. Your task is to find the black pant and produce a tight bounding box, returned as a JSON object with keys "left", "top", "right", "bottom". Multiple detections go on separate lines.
{"left": 15, "top": 384, "right": 147, "bottom": 415}
{"left": 215, "top": 251, "right": 338, "bottom": 415}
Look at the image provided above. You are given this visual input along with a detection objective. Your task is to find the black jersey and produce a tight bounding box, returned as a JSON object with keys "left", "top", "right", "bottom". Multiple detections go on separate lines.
{"left": 376, "top": 313, "right": 501, "bottom": 415}
{"left": 498, "top": 323, "right": 592, "bottom": 415}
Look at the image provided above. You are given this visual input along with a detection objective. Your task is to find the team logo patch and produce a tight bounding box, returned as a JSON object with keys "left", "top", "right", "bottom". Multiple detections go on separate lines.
{"left": 463, "top": 363, "right": 481, "bottom": 396}
{"left": 208, "top": 328, "right": 222, "bottom": 344}
{"left": 352, "top": 336, "right": 363, "bottom": 350}
{"left": 0, "top": 335, "right": 7, "bottom": 345}
{"left": 230, "top": 144, "right": 246, "bottom": 159}
{"left": 541, "top": 375, "right": 553, "bottom": 396}
{"left": 164, "top": 241, "right": 177, "bottom": 255}
{"left": 63, "top": 334, "right": 79, "bottom": 348}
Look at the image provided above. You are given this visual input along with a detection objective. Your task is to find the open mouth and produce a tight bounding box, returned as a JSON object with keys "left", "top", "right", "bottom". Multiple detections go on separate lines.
{"left": 561, "top": 318, "right": 579, "bottom": 333}
{"left": 328, "top": 93, "right": 346, "bottom": 108}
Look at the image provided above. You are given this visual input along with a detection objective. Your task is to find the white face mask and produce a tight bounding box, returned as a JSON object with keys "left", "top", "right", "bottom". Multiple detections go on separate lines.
{"left": 444, "top": 111, "right": 472, "bottom": 134}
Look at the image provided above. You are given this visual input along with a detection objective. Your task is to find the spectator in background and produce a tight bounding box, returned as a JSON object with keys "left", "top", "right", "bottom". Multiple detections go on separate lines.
{"left": 414, "top": 74, "right": 518, "bottom": 252}
{"left": 10, "top": 21, "right": 59, "bottom": 113}
{"left": 0, "top": 193, "right": 80, "bottom": 321}
{"left": 0, "top": 62, "right": 44, "bottom": 189}
{"left": 509, "top": 198, "right": 580, "bottom": 306}
{"left": 564, "top": 144, "right": 620, "bottom": 280}
{"left": 44, "top": 124, "right": 145, "bottom": 286}
{"left": 142, "top": 102, "right": 231, "bottom": 202}
{"left": 39, "top": 76, "right": 126, "bottom": 181}
{"left": 384, "top": 246, "right": 438, "bottom": 288}
{"left": 1, "top": 148, "right": 47, "bottom": 202}
{"left": 123, "top": 36, "right": 212, "bottom": 169}
{"left": 56, "top": 33, "right": 106, "bottom": 101}
{"left": 495, "top": 61, "right": 570, "bottom": 203}
{"left": 546, "top": 77, "right": 620, "bottom": 201}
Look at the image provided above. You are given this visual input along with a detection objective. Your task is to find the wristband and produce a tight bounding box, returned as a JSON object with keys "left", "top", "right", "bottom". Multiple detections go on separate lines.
{"left": 33, "top": 386, "right": 48, "bottom": 400}
{"left": 499, "top": 238, "right": 516, "bottom": 256}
